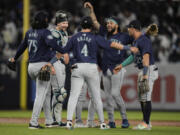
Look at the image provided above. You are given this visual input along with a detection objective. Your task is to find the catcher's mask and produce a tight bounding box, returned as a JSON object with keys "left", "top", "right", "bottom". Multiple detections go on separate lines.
{"left": 55, "top": 10, "right": 68, "bottom": 25}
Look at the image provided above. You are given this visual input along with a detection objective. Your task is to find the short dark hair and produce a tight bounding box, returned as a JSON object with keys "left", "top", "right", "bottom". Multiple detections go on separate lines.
{"left": 80, "top": 16, "right": 93, "bottom": 29}
{"left": 31, "top": 11, "right": 49, "bottom": 29}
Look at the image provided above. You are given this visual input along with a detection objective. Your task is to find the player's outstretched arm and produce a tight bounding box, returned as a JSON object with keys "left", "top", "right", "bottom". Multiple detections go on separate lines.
{"left": 84, "top": 2, "right": 100, "bottom": 30}
{"left": 111, "top": 42, "right": 139, "bottom": 53}
{"left": 142, "top": 53, "right": 150, "bottom": 80}
{"left": 113, "top": 55, "right": 134, "bottom": 74}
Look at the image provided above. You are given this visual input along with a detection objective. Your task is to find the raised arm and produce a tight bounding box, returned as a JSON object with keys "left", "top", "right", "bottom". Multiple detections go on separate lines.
{"left": 84, "top": 2, "right": 100, "bottom": 30}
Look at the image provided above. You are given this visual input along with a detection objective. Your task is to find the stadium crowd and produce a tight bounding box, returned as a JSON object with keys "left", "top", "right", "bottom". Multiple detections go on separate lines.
{"left": 0, "top": 0, "right": 180, "bottom": 63}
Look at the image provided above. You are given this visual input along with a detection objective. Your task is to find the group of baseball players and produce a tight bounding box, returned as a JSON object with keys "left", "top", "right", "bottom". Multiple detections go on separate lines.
{"left": 8, "top": 2, "right": 159, "bottom": 130}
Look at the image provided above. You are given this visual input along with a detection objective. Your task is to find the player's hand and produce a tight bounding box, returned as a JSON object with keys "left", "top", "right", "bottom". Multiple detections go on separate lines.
{"left": 142, "top": 75, "right": 148, "bottom": 80}
{"left": 113, "top": 64, "right": 122, "bottom": 74}
{"left": 84, "top": 2, "right": 94, "bottom": 11}
{"left": 97, "top": 66, "right": 102, "bottom": 72}
{"left": 63, "top": 53, "right": 69, "bottom": 65}
{"left": 50, "top": 66, "right": 56, "bottom": 75}
{"left": 130, "top": 47, "right": 139, "bottom": 54}
{"left": 42, "top": 63, "right": 56, "bottom": 75}
{"left": 9, "top": 58, "right": 15, "bottom": 62}
{"left": 111, "top": 42, "right": 124, "bottom": 50}
{"left": 56, "top": 53, "right": 63, "bottom": 59}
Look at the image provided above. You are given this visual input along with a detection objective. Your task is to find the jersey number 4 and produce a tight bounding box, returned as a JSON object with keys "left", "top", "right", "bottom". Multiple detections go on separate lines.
{"left": 81, "top": 44, "right": 88, "bottom": 56}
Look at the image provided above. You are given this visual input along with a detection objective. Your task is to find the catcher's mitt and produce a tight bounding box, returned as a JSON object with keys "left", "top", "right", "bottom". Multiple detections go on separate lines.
{"left": 38, "top": 65, "right": 51, "bottom": 81}
{"left": 138, "top": 77, "right": 149, "bottom": 94}
{"left": 7, "top": 59, "right": 16, "bottom": 71}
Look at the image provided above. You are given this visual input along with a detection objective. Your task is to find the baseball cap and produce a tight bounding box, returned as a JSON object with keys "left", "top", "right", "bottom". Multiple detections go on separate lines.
{"left": 127, "top": 20, "right": 141, "bottom": 30}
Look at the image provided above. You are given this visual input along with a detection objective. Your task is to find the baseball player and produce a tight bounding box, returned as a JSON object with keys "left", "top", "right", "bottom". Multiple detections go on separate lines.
{"left": 74, "top": 71, "right": 102, "bottom": 128}
{"left": 74, "top": 45, "right": 104, "bottom": 128}
{"left": 112, "top": 20, "right": 159, "bottom": 130}
{"left": 49, "top": 10, "right": 69, "bottom": 126}
{"left": 8, "top": 11, "right": 65, "bottom": 129}
{"left": 58, "top": 16, "right": 111, "bottom": 129}
{"left": 84, "top": 2, "right": 133, "bottom": 128}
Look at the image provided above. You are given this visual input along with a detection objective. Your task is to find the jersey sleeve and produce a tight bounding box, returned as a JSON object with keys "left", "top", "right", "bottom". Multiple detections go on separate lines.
{"left": 61, "top": 36, "right": 74, "bottom": 53}
{"left": 44, "top": 30, "right": 64, "bottom": 53}
{"left": 14, "top": 32, "right": 28, "bottom": 60}
{"left": 139, "top": 39, "right": 152, "bottom": 56}
{"left": 126, "top": 35, "right": 134, "bottom": 45}
{"left": 95, "top": 35, "right": 111, "bottom": 49}
{"left": 99, "top": 25, "right": 107, "bottom": 37}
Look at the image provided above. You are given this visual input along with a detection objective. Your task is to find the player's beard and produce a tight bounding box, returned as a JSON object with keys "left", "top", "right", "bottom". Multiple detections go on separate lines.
{"left": 107, "top": 27, "right": 116, "bottom": 39}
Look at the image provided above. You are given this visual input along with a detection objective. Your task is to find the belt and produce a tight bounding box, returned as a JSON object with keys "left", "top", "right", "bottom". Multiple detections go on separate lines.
{"left": 71, "top": 64, "right": 78, "bottom": 69}
{"left": 153, "top": 66, "right": 158, "bottom": 71}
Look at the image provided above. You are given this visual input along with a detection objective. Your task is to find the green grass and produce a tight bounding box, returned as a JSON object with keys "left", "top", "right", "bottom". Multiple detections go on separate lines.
{"left": 0, "top": 110, "right": 179, "bottom": 135}
{"left": 0, "top": 124, "right": 179, "bottom": 135}
{"left": 0, "top": 110, "right": 180, "bottom": 121}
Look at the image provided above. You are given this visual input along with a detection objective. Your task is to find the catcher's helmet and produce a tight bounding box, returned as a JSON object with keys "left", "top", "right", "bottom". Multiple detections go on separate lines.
{"left": 55, "top": 10, "right": 68, "bottom": 25}
{"left": 80, "top": 16, "right": 93, "bottom": 29}
{"left": 31, "top": 11, "right": 49, "bottom": 29}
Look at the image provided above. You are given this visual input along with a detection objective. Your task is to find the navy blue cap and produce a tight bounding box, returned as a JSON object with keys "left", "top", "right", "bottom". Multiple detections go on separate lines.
{"left": 127, "top": 20, "right": 141, "bottom": 30}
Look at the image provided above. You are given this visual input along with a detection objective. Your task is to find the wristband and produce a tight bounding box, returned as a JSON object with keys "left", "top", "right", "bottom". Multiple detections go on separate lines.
{"left": 143, "top": 66, "right": 149, "bottom": 75}
{"left": 50, "top": 57, "right": 58, "bottom": 64}
{"left": 123, "top": 46, "right": 130, "bottom": 50}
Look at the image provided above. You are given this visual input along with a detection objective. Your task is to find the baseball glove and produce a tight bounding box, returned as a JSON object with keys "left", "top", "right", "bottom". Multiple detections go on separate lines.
{"left": 138, "top": 77, "right": 149, "bottom": 94}
{"left": 38, "top": 65, "right": 51, "bottom": 81}
{"left": 7, "top": 59, "right": 16, "bottom": 71}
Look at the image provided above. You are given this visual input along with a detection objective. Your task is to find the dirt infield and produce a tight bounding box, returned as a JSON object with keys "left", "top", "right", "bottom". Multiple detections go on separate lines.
{"left": 0, "top": 118, "right": 180, "bottom": 127}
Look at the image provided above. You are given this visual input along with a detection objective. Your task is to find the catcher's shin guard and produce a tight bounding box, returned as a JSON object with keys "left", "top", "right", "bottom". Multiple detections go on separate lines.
{"left": 52, "top": 102, "right": 63, "bottom": 123}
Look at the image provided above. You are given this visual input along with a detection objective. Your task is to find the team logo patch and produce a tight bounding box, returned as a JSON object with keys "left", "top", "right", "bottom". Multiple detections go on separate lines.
{"left": 47, "top": 35, "right": 53, "bottom": 40}
{"left": 52, "top": 31, "right": 60, "bottom": 38}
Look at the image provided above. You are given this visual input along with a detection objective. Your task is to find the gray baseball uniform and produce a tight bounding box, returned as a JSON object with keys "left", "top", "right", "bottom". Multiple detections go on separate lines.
{"left": 50, "top": 29, "right": 68, "bottom": 123}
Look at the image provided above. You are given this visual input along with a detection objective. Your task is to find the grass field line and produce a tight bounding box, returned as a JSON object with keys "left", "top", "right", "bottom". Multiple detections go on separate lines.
{"left": 0, "top": 118, "right": 180, "bottom": 127}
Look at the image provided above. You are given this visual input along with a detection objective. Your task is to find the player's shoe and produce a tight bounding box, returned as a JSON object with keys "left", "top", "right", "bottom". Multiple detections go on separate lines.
{"left": 29, "top": 123, "right": 44, "bottom": 129}
{"left": 121, "top": 119, "right": 130, "bottom": 128}
{"left": 74, "top": 122, "right": 87, "bottom": 128}
{"left": 45, "top": 121, "right": 59, "bottom": 128}
{"left": 132, "top": 122, "right": 151, "bottom": 130}
{"left": 86, "top": 120, "right": 98, "bottom": 128}
{"left": 148, "top": 122, "right": 152, "bottom": 128}
{"left": 66, "top": 121, "right": 73, "bottom": 130}
{"left": 59, "top": 121, "right": 66, "bottom": 127}
{"left": 108, "top": 121, "right": 116, "bottom": 128}
{"left": 100, "top": 123, "right": 109, "bottom": 130}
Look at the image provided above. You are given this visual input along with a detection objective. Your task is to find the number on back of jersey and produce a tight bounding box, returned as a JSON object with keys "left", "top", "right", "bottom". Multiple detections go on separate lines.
{"left": 81, "top": 44, "right": 88, "bottom": 56}
{"left": 28, "top": 39, "right": 37, "bottom": 53}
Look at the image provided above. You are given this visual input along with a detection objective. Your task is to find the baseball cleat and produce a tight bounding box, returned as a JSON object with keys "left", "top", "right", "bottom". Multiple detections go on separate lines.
{"left": 59, "top": 121, "right": 67, "bottom": 127}
{"left": 108, "top": 121, "right": 116, "bottom": 128}
{"left": 29, "top": 123, "right": 44, "bottom": 129}
{"left": 45, "top": 121, "right": 59, "bottom": 128}
{"left": 121, "top": 119, "right": 130, "bottom": 128}
{"left": 100, "top": 123, "right": 109, "bottom": 130}
{"left": 148, "top": 122, "right": 152, "bottom": 128}
{"left": 66, "top": 121, "right": 73, "bottom": 130}
{"left": 132, "top": 122, "right": 151, "bottom": 130}
{"left": 86, "top": 120, "right": 98, "bottom": 128}
{"left": 74, "top": 122, "right": 87, "bottom": 128}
